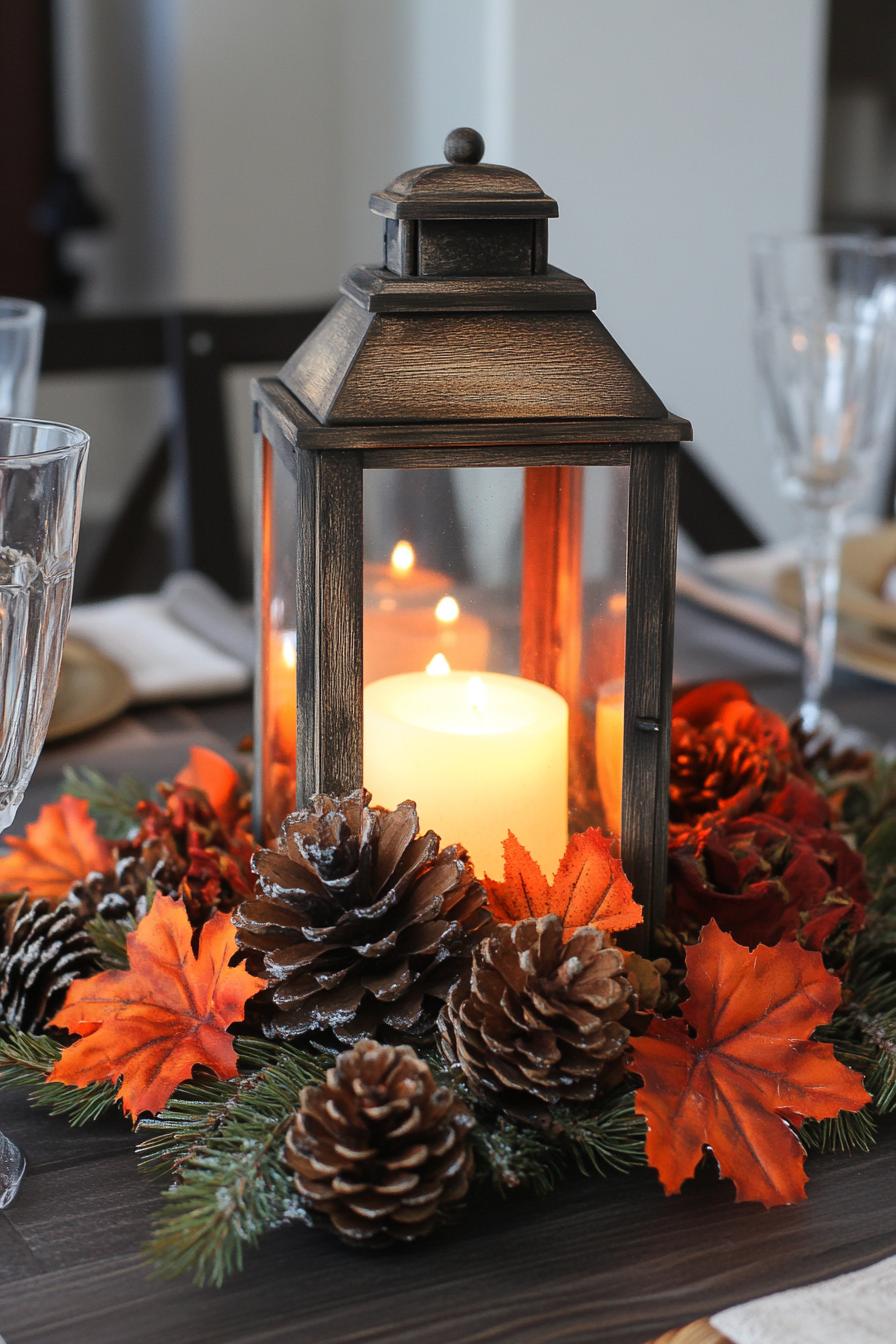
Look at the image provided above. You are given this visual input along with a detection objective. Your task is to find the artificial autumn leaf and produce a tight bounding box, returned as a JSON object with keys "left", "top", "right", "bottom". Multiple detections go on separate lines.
{"left": 174, "top": 746, "right": 242, "bottom": 825}
{"left": 484, "top": 829, "right": 641, "bottom": 937}
{"left": 47, "top": 893, "right": 265, "bottom": 1120}
{"left": 0, "top": 795, "right": 113, "bottom": 902}
{"left": 628, "top": 920, "right": 870, "bottom": 1207}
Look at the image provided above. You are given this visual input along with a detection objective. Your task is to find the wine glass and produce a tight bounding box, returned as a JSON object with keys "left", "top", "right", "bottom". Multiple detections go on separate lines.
{"left": 0, "top": 300, "right": 44, "bottom": 417}
{"left": 0, "top": 417, "right": 89, "bottom": 1204}
{"left": 751, "top": 236, "right": 896, "bottom": 735}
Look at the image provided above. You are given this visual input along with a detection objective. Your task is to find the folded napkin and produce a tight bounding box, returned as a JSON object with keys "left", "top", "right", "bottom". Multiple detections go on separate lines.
{"left": 712, "top": 1253, "right": 896, "bottom": 1343}
{"left": 68, "top": 572, "right": 253, "bottom": 703}
{"left": 677, "top": 542, "right": 802, "bottom": 648}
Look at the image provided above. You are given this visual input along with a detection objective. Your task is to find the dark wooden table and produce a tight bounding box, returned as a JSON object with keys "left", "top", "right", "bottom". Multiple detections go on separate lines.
{"left": 0, "top": 603, "right": 894, "bottom": 1344}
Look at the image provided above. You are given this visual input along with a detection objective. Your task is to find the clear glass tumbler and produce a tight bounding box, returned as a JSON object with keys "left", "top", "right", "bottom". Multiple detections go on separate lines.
{"left": 751, "top": 236, "right": 896, "bottom": 734}
{"left": 0, "top": 300, "right": 45, "bottom": 417}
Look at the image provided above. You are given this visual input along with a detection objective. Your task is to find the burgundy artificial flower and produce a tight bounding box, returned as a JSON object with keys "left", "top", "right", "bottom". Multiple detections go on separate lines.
{"left": 669, "top": 680, "right": 796, "bottom": 841}
{"left": 668, "top": 805, "right": 870, "bottom": 971}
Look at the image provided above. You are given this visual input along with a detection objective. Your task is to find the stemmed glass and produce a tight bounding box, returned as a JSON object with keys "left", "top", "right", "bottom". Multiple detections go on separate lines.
{"left": 0, "top": 418, "right": 89, "bottom": 1205}
{"left": 0, "top": 301, "right": 44, "bottom": 417}
{"left": 751, "top": 236, "right": 896, "bottom": 735}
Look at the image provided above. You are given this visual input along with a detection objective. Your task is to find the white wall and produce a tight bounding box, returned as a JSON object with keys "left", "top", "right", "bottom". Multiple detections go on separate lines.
{"left": 47, "top": 0, "right": 829, "bottom": 546}
{"left": 498, "top": 0, "right": 828, "bottom": 540}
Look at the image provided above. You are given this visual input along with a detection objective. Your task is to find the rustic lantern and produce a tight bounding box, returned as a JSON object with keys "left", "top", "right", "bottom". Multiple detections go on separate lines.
{"left": 253, "top": 128, "right": 690, "bottom": 946}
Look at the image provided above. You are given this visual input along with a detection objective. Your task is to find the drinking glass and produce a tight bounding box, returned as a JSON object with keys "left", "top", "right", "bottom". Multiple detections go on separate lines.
{"left": 0, "top": 300, "right": 45, "bottom": 417}
{"left": 751, "top": 236, "right": 896, "bottom": 734}
{"left": 0, "top": 417, "right": 88, "bottom": 1204}
{"left": 0, "top": 419, "right": 89, "bottom": 828}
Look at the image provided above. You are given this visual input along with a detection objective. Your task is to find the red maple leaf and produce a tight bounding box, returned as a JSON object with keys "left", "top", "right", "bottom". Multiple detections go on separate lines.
{"left": 484, "top": 829, "right": 641, "bottom": 937}
{"left": 174, "top": 746, "right": 243, "bottom": 826}
{"left": 0, "top": 796, "right": 113, "bottom": 901}
{"left": 47, "top": 894, "right": 265, "bottom": 1120}
{"left": 628, "top": 920, "right": 870, "bottom": 1206}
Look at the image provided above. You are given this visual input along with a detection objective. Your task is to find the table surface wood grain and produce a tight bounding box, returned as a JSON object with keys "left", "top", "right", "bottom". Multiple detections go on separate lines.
{"left": 0, "top": 602, "right": 894, "bottom": 1344}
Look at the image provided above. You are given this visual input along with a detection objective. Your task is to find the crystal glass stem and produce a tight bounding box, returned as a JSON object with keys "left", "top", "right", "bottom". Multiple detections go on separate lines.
{"left": 797, "top": 505, "right": 844, "bottom": 734}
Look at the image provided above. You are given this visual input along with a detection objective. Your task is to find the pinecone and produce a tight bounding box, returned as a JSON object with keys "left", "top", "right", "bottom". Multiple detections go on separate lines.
{"left": 64, "top": 856, "right": 157, "bottom": 922}
{"left": 234, "top": 789, "right": 492, "bottom": 1044}
{"left": 285, "top": 1039, "right": 474, "bottom": 1245}
{"left": 620, "top": 950, "right": 673, "bottom": 1034}
{"left": 0, "top": 895, "right": 99, "bottom": 1033}
{"left": 438, "top": 914, "right": 632, "bottom": 1118}
{"left": 790, "top": 720, "right": 874, "bottom": 780}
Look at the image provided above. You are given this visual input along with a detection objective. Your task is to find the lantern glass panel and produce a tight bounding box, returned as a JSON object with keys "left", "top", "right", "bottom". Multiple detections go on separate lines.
{"left": 256, "top": 420, "right": 298, "bottom": 838}
{"left": 361, "top": 460, "right": 628, "bottom": 879}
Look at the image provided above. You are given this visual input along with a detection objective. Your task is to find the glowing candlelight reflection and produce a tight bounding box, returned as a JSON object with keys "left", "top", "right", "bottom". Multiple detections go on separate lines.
{"left": 390, "top": 539, "right": 416, "bottom": 575}
{"left": 434, "top": 594, "right": 461, "bottom": 625}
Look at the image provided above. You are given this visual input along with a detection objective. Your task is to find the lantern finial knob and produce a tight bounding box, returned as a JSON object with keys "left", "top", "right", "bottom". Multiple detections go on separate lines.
{"left": 443, "top": 127, "right": 485, "bottom": 165}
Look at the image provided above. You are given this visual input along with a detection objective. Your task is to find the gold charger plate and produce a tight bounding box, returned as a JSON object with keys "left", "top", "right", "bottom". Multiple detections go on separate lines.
{"left": 46, "top": 637, "right": 133, "bottom": 743}
{"left": 652, "top": 1324, "right": 727, "bottom": 1344}
{"left": 777, "top": 526, "right": 896, "bottom": 685}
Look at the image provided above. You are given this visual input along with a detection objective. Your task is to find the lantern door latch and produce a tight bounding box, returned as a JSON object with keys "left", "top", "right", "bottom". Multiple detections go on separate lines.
{"left": 635, "top": 715, "right": 661, "bottom": 734}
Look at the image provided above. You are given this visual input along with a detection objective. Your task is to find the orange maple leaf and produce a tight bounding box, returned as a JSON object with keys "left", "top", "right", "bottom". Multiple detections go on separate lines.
{"left": 484, "top": 829, "right": 642, "bottom": 937}
{"left": 628, "top": 920, "right": 871, "bottom": 1206}
{"left": 174, "top": 746, "right": 242, "bottom": 824}
{"left": 0, "top": 795, "right": 114, "bottom": 901}
{"left": 47, "top": 894, "right": 266, "bottom": 1121}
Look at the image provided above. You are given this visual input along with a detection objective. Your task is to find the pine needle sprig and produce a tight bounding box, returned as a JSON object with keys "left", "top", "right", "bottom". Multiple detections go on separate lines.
{"left": 0, "top": 1029, "right": 118, "bottom": 1126}
{"left": 140, "top": 1038, "right": 329, "bottom": 1287}
{"left": 85, "top": 913, "right": 138, "bottom": 970}
{"left": 554, "top": 1089, "right": 647, "bottom": 1177}
{"left": 802, "top": 1107, "right": 878, "bottom": 1154}
{"left": 470, "top": 1112, "right": 564, "bottom": 1197}
{"left": 61, "top": 765, "right": 148, "bottom": 838}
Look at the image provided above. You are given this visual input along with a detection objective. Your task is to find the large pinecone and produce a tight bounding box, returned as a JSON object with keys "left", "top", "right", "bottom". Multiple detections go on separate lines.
{"left": 439, "top": 914, "right": 631, "bottom": 1118}
{"left": 0, "top": 895, "right": 98, "bottom": 1033}
{"left": 234, "top": 790, "right": 492, "bottom": 1044}
{"left": 285, "top": 1039, "right": 474, "bottom": 1245}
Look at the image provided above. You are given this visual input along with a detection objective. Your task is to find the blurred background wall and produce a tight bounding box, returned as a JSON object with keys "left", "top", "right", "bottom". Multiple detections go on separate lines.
{"left": 7, "top": 0, "right": 896, "bottom": 586}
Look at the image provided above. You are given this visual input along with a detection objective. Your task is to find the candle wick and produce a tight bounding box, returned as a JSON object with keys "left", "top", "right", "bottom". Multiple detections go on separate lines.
{"left": 467, "top": 676, "right": 488, "bottom": 716}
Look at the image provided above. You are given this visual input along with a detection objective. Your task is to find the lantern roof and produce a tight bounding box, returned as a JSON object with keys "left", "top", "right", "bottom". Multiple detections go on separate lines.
{"left": 369, "top": 127, "right": 558, "bottom": 221}
{"left": 277, "top": 130, "right": 690, "bottom": 438}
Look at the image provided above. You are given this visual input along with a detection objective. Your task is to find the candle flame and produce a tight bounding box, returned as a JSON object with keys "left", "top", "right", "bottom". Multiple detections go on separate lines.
{"left": 390, "top": 539, "right": 416, "bottom": 576}
{"left": 426, "top": 652, "right": 451, "bottom": 676}
{"left": 467, "top": 675, "right": 488, "bottom": 716}
{"left": 281, "top": 632, "right": 296, "bottom": 670}
{"left": 434, "top": 594, "right": 460, "bottom": 625}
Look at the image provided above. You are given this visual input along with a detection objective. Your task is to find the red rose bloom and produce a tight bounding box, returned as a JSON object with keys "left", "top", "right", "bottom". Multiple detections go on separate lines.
{"left": 668, "top": 806, "right": 870, "bottom": 970}
{"left": 669, "top": 680, "right": 796, "bottom": 840}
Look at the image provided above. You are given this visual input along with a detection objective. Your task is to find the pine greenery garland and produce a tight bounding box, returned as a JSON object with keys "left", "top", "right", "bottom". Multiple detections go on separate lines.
{"left": 139, "top": 1038, "right": 329, "bottom": 1287}
{"left": 1, "top": 749, "right": 896, "bottom": 1285}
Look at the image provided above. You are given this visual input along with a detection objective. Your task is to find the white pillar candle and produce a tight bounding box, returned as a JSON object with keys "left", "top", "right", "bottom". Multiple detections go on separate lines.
{"left": 364, "top": 667, "right": 568, "bottom": 879}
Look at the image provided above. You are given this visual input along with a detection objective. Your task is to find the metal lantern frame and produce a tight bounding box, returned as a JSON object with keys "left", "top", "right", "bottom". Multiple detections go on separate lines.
{"left": 253, "top": 129, "right": 691, "bottom": 947}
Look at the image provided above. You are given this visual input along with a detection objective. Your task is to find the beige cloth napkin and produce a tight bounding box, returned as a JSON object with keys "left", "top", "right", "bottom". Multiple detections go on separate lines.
{"left": 676, "top": 542, "right": 802, "bottom": 647}
{"left": 712, "top": 1253, "right": 896, "bottom": 1343}
{"left": 68, "top": 572, "right": 252, "bottom": 703}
